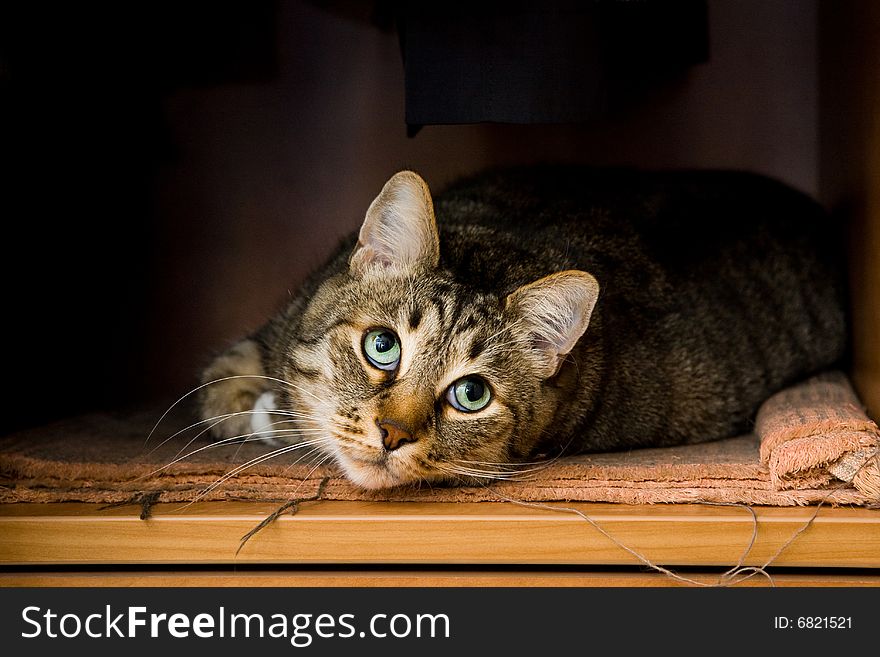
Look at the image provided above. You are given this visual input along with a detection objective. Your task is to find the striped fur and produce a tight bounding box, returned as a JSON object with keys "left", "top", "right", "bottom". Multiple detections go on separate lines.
{"left": 199, "top": 166, "right": 847, "bottom": 489}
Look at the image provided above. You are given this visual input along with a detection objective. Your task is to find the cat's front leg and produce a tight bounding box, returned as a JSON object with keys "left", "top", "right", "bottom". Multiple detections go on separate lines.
{"left": 198, "top": 338, "right": 271, "bottom": 440}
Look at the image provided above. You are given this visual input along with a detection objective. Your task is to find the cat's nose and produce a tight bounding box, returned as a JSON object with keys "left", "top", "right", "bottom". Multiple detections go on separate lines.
{"left": 376, "top": 418, "right": 415, "bottom": 451}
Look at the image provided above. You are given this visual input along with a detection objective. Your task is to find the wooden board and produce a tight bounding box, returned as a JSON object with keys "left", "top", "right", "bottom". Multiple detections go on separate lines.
{"left": 3, "top": 571, "right": 880, "bottom": 588}
{"left": 2, "top": 501, "right": 879, "bottom": 569}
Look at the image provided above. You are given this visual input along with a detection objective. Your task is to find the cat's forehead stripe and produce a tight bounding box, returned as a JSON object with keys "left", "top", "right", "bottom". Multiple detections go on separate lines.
{"left": 468, "top": 337, "right": 486, "bottom": 360}
{"left": 455, "top": 313, "right": 480, "bottom": 334}
{"left": 408, "top": 307, "right": 422, "bottom": 330}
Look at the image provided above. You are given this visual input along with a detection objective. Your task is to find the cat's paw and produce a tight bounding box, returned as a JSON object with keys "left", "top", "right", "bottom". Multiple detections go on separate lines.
{"left": 250, "top": 391, "right": 287, "bottom": 445}
{"left": 198, "top": 338, "right": 269, "bottom": 440}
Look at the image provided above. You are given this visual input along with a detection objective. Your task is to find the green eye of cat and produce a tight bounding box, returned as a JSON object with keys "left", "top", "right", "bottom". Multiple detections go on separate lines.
{"left": 447, "top": 376, "right": 492, "bottom": 413}
{"left": 363, "top": 328, "right": 401, "bottom": 371}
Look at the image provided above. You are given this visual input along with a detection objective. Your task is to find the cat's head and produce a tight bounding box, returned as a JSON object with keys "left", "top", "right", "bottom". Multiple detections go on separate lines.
{"left": 279, "top": 171, "right": 600, "bottom": 489}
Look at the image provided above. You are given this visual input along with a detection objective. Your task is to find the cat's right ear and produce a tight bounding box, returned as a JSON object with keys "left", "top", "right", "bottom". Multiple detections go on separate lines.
{"left": 505, "top": 270, "right": 600, "bottom": 379}
{"left": 349, "top": 171, "right": 440, "bottom": 275}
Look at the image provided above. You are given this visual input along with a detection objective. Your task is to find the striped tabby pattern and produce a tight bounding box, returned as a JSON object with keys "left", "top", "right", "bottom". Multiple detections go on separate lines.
{"left": 199, "top": 167, "right": 847, "bottom": 489}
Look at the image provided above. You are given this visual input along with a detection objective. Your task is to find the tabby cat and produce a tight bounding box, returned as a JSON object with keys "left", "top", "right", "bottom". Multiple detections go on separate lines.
{"left": 198, "top": 166, "right": 847, "bottom": 489}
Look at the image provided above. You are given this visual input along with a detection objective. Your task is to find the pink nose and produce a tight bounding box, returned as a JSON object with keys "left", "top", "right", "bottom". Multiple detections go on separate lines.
{"left": 376, "top": 419, "right": 415, "bottom": 451}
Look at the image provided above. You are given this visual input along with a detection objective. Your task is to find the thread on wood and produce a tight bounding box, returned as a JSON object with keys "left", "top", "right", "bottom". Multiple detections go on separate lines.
{"left": 482, "top": 485, "right": 833, "bottom": 587}
{"left": 235, "top": 476, "right": 330, "bottom": 556}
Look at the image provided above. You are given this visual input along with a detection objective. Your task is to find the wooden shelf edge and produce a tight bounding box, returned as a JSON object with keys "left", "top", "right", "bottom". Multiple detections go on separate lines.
{"left": 2, "top": 501, "right": 879, "bottom": 569}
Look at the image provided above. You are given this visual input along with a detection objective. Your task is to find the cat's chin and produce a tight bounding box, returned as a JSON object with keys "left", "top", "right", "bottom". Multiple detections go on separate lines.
{"left": 335, "top": 452, "right": 418, "bottom": 490}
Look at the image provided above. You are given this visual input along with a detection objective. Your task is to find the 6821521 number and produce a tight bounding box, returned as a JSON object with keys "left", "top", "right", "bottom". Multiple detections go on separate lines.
{"left": 774, "top": 616, "right": 852, "bottom": 629}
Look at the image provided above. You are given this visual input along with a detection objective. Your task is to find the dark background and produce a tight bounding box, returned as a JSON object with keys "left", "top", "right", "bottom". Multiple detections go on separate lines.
{"left": 0, "top": 1, "right": 852, "bottom": 433}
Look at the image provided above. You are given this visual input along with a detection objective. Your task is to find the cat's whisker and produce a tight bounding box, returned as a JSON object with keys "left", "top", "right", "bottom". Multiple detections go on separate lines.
{"left": 299, "top": 452, "right": 334, "bottom": 485}
{"left": 146, "top": 374, "right": 326, "bottom": 447}
{"left": 184, "top": 438, "right": 334, "bottom": 505}
{"left": 140, "top": 429, "right": 329, "bottom": 480}
{"left": 164, "top": 411, "right": 320, "bottom": 464}
{"left": 427, "top": 463, "right": 467, "bottom": 485}
{"left": 230, "top": 447, "right": 335, "bottom": 513}
{"left": 451, "top": 457, "right": 558, "bottom": 477}
{"left": 453, "top": 457, "right": 553, "bottom": 468}
{"left": 235, "top": 450, "right": 335, "bottom": 523}
{"left": 149, "top": 404, "right": 325, "bottom": 471}
{"left": 149, "top": 410, "right": 304, "bottom": 459}
{"left": 450, "top": 465, "right": 546, "bottom": 479}
{"left": 442, "top": 465, "right": 513, "bottom": 478}
{"left": 226, "top": 417, "right": 326, "bottom": 463}
{"left": 442, "top": 458, "right": 523, "bottom": 474}
{"left": 463, "top": 465, "right": 531, "bottom": 480}
{"left": 431, "top": 461, "right": 526, "bottom": 482}
{"left": 278, "top": 443, "right": 329, "bottom": 477}
{"left": 431, "top": 462, "right": 515, "bottom": 483}
{"left": 157, "top": 422, "right": 325, "bottom": 466}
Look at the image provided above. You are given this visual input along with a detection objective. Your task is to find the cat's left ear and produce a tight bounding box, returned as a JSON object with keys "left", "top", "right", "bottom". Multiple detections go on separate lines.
{"left": 350, "top": 171, "right": 440, "bottom": 275}
{"left": 505, "top": 270, "right": 600, "bottom": 378}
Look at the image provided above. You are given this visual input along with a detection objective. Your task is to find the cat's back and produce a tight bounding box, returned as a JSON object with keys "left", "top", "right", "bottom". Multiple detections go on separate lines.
{"left": 433, "top": 165, "right": 842, "bottom": 308}
{"left": 434, "top": 165, "right": 832, "bottom": 257}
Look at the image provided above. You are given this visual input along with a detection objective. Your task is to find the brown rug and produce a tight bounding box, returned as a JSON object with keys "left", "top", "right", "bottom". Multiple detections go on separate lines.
{"left": 1, "top": 371, "right": 878, "bottom": 506}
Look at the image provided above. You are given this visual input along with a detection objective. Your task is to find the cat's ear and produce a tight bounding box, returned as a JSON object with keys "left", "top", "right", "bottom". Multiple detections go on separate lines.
{"left": 349, "top": 171, "right": 440, "bottom": 275}
{"left": 505, "top": 270, "right": 600, "bottom": 378}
